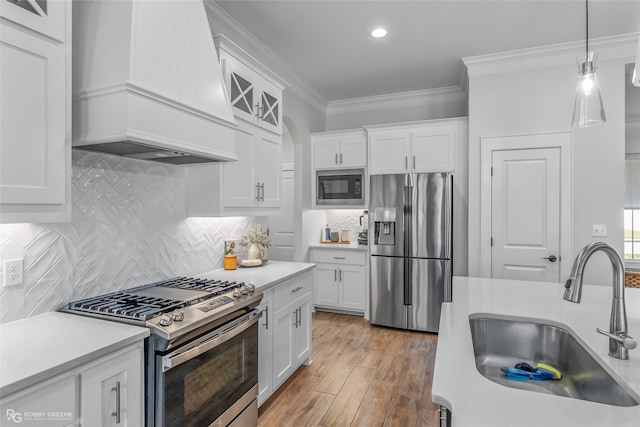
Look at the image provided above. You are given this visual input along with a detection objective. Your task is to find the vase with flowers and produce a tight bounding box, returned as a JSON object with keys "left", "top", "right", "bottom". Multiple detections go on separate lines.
{"left": 239, "top": 225, "right": 271, "bottom": 263}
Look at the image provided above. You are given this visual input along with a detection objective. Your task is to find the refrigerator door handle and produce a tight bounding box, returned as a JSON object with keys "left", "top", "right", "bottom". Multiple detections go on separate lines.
{"left": 444, "top": 260, "right": 453, "bottom": 302}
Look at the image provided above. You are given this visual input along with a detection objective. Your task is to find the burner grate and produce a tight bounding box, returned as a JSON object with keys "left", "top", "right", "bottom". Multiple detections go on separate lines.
{"left": 159, "top": 277, "right": 242, "bottom": 295}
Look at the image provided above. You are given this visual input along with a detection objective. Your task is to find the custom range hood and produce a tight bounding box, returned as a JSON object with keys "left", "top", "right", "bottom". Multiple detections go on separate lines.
{"left": 72, "top": 0, "right": 237, "bottom": 164}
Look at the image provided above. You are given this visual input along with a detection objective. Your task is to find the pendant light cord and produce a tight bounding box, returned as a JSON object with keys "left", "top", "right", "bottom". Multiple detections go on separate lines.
{"left": 585, "top": 0, "right": 589, "bottom": 57}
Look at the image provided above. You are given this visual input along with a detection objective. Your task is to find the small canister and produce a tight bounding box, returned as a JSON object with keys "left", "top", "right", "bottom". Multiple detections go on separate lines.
{"left": 224, "top": 254, "right": 237, "bottom": 270}
{"left": 340, "top": 229, "right": 350, "bottom": 242}
{"left": 330, "top": 231, "right": 340, "bottom": 242}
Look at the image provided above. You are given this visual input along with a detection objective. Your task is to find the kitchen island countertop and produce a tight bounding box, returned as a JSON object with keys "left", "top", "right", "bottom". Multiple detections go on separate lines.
{"left": 432, "top": 276, "right": 640, "bottom": 426}
{"left": 200, "top": 260, "right": 316, "bottom": 292}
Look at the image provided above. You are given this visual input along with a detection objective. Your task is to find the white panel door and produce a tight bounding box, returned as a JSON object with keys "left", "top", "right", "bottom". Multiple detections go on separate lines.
{"left": 224, "top": 126, "right": 257, "bottom": 208}
{"left": 257, "top": 130, "right": 282, "bottom": 208}
{"left": 412, "top": 126, "right": 456, "bottom": 172}
{"left": 339, "top": 265, "right": 366, "bottom": 311}
{"left": 257, "top": 291, "right": 273, "bottom": 406}
{"left": 491, "top": 148, "right": 561, "bottom": 282}
{"left": 267, "top": 166, "right": 294, "bottom": 261}
{"left": 338, "top": 135, "right": 367, "bottom": 168}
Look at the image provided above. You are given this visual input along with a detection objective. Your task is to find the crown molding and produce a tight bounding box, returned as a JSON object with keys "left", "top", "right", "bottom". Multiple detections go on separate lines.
{"left": 327, "top": 86, "right": 467, "bottom": 116}
{"left": 463, "top": 33, "right": 639, "bottom": 77}
{"left": 204, "top": 1, "right": 328, "bottom": 114}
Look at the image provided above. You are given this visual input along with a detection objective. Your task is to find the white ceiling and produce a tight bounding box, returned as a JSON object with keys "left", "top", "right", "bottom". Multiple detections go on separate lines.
{"left": 215, "top": 0, "right": 640, "bottom": 103}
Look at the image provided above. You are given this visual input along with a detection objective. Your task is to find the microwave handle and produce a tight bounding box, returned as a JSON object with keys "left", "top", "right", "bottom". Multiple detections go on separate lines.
{"left": 161, "top": 310, "right": 261, "bottom": 372}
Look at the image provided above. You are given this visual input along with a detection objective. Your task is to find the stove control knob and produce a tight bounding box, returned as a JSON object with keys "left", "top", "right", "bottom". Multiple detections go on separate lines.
{"left": 159, "top": 314, "right": 173, "bottom": 327}
{"left": 172, "top": 309, "right": 184, "bottom": 322}
{"left": 241, "top": 286, "right": 249, "bottom": 296}
{"left": 233, "top": 290, "right": 242, "bottom": 298}
{"left": 247, "top": 284, "right": 256, "bottom": 294}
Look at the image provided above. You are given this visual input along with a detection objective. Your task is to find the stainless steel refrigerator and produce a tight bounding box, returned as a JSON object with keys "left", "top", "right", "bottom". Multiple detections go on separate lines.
{"left": 369, "top": 173, "right": 452, "bottom": 333}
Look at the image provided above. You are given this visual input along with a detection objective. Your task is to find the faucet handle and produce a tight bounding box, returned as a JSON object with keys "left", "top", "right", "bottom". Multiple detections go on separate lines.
{"left": 596, "top": 328, "right": 638, "bottom": 350}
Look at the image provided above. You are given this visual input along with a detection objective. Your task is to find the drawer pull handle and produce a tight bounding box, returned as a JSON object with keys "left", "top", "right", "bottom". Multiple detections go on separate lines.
{"left": 291, "top": 286, "right": 303, "bottom": 293}
{"left": 333, "top": 256, "right": 346, "bottom": 259}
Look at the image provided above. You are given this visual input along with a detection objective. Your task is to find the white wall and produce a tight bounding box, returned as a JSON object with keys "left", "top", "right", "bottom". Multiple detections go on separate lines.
{"left": 468, "top": 57, "right": 628, "bottom": 285}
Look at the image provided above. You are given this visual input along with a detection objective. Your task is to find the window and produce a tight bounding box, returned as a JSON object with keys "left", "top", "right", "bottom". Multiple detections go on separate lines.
{"left": 625, "top": 157, "right": 640, "bottom": 261}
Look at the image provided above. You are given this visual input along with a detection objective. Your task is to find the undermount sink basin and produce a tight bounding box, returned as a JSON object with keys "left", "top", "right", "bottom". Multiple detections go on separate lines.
{"left": 469, "top": 313, "right": 639, "bottom": 407}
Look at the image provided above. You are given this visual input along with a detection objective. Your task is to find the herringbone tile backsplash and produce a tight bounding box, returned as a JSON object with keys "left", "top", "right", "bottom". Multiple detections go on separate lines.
{"left": 0, "top": 151, "right": 253, "bottom": 323}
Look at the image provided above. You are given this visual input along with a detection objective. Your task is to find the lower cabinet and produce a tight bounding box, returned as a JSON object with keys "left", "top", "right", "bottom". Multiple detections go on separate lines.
{"left": 80, "top": 344, "right": 144, "bottom": 427}
{"left": 310, "top": 249, "right": 367, "bottom": 314}
{"left": 257, "top": 270, "right": 313, "bottom": 406}
{"left": 0, "top": 341, "right": 144, "bottom": 427}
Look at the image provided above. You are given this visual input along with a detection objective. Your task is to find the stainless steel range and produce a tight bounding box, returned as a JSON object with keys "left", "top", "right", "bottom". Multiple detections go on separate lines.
{"left": 61, "top": 277, "right": 263, "bottom": 427}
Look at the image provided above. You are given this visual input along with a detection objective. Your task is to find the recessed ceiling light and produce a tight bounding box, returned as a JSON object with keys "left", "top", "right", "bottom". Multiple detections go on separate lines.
{"left": 371, "top": 28, "right": 387, "bottom": 38}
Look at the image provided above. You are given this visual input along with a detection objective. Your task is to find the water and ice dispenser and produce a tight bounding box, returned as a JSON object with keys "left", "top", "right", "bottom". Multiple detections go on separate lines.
{"left": 373, "top": 207, "right": 396, "bottom": 245}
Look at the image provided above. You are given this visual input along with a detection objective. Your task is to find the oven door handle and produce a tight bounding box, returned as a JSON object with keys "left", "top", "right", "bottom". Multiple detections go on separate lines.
{"left": 161, "top": 310, "right": 261, "bottom": 372}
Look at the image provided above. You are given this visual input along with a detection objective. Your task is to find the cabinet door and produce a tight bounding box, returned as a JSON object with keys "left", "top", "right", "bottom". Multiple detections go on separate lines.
{"left": 0, "top": 0, "right": 67, "bottom": 42}
{"left": 219, "top": 52, "right": 258, "bottom": 125}
{"left": 294, "top": 294, "right": 312, "bottom": 366}
{"left": 339, "top": 135, "right": 367, "bottom": 168}
{"left": 257, "top": 291, "right": 273, "bottom": 406}
{"left": 0, "top": 22, "right": 67, "bottom": 210}
{"left": 339, "top": 265, "right": 366, "bottom": 311}
{"left": 257, "top": 130, "right": 281, "bottom": 208}
{"left": 313, "top": 264, "right": 340, "bottom": 307}
{"left": 257, "top": 80, "right": 282, "bottom": 135}
{"left": 368, "top": 130, "right": 411, "bottom": 175}
{"left": 1, "top": 373, "right": 77, "bottom": 426}
{"left": 412, "top": 126, "right": 456, "bottom": 172}
{"left": 313, "top": 138, "right": 340, "bottom": 169}
{"left": 80, "top": 345, "right": 144, "bottom": 427}
{"left": 273, "top": 306, "right": 296, "bottom": 389}
{"left": 223, "top": 125, "right": 258, "bottom": 208}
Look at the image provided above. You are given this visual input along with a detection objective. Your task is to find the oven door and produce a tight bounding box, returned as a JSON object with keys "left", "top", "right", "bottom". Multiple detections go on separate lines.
{"left": 155, "top": 309, "right": 260, "bottom": 427}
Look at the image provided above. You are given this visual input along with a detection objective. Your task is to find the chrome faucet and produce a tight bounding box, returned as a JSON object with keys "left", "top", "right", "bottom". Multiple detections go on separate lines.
{"left": 564, "top": 242, "right": 637, "bottom": 360}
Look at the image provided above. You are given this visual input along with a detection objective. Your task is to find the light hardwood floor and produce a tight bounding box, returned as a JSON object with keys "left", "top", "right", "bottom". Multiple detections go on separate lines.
{"left": 258, "top": 311, "right": 440, "bottom": 427}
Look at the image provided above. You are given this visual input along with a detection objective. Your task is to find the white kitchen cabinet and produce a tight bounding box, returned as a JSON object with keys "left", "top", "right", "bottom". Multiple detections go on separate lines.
{"left": 0, "top": 372, "right": 78, "bottom": 426}
{"left": 272, "top": 273, "right": 313, "bottom": 390}
{"left": 222, "top": 121, "right": 281, "bottom": 210}
{"left": 186, "top": 34, "right": 285, "bottom": 217}
{"left": 215, "top": 34, "right": 285, "bottom": 136}
{"left": 310, "top": 249, "right": 366, "bottom": 313}
{"left": 80, "top": 344, "right": 144, "bottom": 427}
{"left": 0, "top": 0, "right": 71, "bottom": 223}
{"left": 257, "top": 289, "right": 273, "bottom": 407}
{"left": 312, "top": 129, "right": 367, "bottom": 169}
{"left": 367, "top": 118, "right": 467, "bottom": 175}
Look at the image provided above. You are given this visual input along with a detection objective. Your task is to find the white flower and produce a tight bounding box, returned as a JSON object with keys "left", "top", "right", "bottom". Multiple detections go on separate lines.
{"left": 239, "top": 225, "right": 271, "bottom": 249}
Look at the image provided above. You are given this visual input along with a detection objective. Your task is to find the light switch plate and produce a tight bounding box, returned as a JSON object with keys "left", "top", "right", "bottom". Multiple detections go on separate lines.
{"left": 592, "top": 224, "right": 608, "bottom": 237}
{"left": 3, "top": 259, "right": 24, "bottom": 287}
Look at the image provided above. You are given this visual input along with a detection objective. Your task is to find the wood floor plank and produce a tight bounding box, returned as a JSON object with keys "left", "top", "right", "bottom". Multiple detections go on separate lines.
{"left": 318, "top": 365, "right": 375, "bottom": 427}
{"left": 258, "top": 312, "right": 440, "bottom": 427}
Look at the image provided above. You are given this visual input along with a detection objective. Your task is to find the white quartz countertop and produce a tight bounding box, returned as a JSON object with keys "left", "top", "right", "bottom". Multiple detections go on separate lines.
{"left": 0, "top": 312, "right": 149, "bottom": 397}
{"left": 200, "top": 260, "right": 316, "bottom": 292}
{"left": 309, "top": 242, "right": 368, "bottom": 251}
{"left": 432, "top": 277, "right": 640, "bottom": 427}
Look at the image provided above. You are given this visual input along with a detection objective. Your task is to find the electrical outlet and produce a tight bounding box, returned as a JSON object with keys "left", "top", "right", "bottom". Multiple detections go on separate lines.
{"left": 3, "top": 259, "right": 24, "bottom": 287}
{"left": 592, "top": 224, "right": 608, "bottom": 237}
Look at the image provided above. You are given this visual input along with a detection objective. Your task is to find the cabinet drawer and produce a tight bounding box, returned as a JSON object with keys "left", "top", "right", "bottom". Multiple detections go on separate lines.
{"left": 273, "top": 273, "right": 312, "bottom": 310}
{"left": 310, "top": 249, "right": 366, "bottom": 266}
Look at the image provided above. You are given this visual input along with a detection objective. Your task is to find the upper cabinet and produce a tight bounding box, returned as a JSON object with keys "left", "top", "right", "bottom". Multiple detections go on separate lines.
{"left": 367, "top": 118, "right": 467, "bottom": 175}
{"left": 215, "top": 34, "right": 284, "bottom": 136}
{"left": 186, "top": 34, "right": 287, "bottom": 217}
{"left": 0, "top": 0, "right": 71, "bottom": 223}
{"left": 312, "top": 129, "right": 367, "bottom": 169}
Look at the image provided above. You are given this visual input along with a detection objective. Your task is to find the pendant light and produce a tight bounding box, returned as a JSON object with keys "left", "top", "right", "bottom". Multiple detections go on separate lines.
{"left": 572, "top": 0, "right": 606, "bottom": 127}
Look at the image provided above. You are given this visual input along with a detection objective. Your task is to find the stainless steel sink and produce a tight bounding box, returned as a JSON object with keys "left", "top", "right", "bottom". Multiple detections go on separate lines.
{"left": 469, "top": 313, "right": 639, "bottom": 407}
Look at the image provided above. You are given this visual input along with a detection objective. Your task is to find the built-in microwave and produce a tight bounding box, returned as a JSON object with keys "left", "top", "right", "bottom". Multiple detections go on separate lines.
{"left": 316, "top": 169, "right": 365, "bottom": 206}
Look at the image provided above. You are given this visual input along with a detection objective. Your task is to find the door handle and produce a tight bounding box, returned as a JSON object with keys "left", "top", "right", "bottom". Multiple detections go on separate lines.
{"left": 340, "top": 153, "right": 343, "bottom": 165}
{"left": 405, "top": 156, "right": 408, "bottom": 170}
{"left": 339, "top": 269, "right": 342, "bottom": 281}
{"left": 263, "top": 306, "right": 269, "bottom": 330}
{"left": 542, "top": 255, "right": 558, "bottom": 262}
{"left": 413, "top": 155, "right": 416, "bottom": 170}
{"left": 334, "top": 269, "right": 337, "bottom": 281}
{"left": 335, "top": 153, "right": 338, "bottom": 165}
{"left": 255, "top": 182, "right": 260, "bottom": 201}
